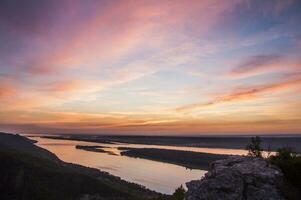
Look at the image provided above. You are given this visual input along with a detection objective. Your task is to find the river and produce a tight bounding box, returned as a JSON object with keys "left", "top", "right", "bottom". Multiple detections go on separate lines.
{"left": 32, "top": 136, "right": 247, "bottom": 194}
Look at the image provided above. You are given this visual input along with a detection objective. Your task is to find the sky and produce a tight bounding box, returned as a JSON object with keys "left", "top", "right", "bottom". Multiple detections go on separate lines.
{"left": 0, "top": 0, "right": 301, "bottom": 135}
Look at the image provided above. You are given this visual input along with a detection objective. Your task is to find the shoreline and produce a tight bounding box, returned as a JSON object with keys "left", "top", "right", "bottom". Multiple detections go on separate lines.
{"left": 39, "top": 134, "right": 301, "bottom": 153}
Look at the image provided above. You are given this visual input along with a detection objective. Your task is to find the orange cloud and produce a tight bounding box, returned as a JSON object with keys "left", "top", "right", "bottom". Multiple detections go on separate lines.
{"left": 41, "top": 80, "right": 83, "bottom": 93}
{"left": 176, "top": 78, "right": 301, "bottom": 112}
{"left": 0, "top": 82, "right": 17, "bottom": 99}
{"left": 2, "top": 117, "right": 301, "bottom": 135}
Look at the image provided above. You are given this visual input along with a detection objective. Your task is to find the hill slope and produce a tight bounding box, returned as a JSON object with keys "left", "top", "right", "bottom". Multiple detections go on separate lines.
{"left": 0, "top": 133, "right": 164, "bottom": 200}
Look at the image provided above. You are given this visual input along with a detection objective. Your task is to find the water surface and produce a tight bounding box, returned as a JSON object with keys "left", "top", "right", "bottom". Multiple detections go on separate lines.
{"left": 34, "top": 137, "right": 208, "bottom": 194}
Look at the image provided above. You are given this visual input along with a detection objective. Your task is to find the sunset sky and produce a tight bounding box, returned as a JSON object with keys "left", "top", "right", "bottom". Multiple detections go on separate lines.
{"left": 0, "top": 0, "right": 301, "bottom": 135}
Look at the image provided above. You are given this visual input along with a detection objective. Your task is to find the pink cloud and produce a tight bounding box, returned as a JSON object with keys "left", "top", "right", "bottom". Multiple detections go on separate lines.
{"left": 13, "top": 0, "right": 243, "bottom": 75}
{"left": 230, "top": 54, "right": 301, "bottom": 77}
{"left": 176, "top": 77, "right": 301, "bottom": 112}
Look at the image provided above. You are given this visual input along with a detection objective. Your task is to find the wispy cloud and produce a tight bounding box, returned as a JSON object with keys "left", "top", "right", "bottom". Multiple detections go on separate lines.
{"left": 1, "top": 0, "right": 301, "bottom": 134}
{"left": 230, "top": 54, "right": 301, "bottom": 77}
{"left": 176, "top": 77, "right": 301, "bottom": 112}
{"left": 231, "top": 54, "right": 282, "bottom": 76}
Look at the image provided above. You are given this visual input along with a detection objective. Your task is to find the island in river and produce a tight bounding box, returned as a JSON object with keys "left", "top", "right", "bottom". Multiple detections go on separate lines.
{"left": 74, "top": 145, "right": 228, "bottom": 170}
{"left": 75, "top": 145, "right": 118, "bottom": 155}
{"left": 119, "top": 147, "right": 228, "bottom": 170}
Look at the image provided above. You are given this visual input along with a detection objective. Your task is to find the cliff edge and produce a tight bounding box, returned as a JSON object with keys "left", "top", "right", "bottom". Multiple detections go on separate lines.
{"left": 186, "top": 156, "right": 285, "bottom": 200}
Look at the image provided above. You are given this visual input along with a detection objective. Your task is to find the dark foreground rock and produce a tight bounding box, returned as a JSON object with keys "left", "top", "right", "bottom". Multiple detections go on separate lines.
{"left": 186, "top": 156, "right": 285, "bottom": 200}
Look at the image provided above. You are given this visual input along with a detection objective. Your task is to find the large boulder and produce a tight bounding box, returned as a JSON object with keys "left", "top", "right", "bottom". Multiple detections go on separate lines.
{"left": 186, "top": 156, "right": 285, "bottom": 200}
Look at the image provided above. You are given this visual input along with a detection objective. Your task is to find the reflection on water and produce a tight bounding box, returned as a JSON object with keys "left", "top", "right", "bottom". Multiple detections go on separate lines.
{"left": 34, "top": 137, "right": 207, "bottom": 194}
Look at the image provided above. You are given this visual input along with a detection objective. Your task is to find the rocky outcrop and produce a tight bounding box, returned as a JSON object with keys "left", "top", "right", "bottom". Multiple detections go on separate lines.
{"left": 186, "top": 156, "right": 285, "bottom": 200}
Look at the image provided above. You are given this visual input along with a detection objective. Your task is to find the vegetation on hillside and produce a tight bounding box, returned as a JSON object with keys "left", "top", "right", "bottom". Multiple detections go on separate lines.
{"left": 171, "top": 185, "right": 186, "bottom": 200}
{"left": 246, "top": 136, "right": 263, "bottom": 157}
{"left": 270, "top": 147, "right": 301, "bottom": 200}
{"left": 156, "top": 186, "right": 186, "bottom": 200}
{"left": 246, "top": 136, "right": 301, "bottom": 200}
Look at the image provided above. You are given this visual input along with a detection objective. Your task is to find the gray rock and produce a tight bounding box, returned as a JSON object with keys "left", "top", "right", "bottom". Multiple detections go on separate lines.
{"left": 186, "top": 156, "right": 285, "bottom": 200}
